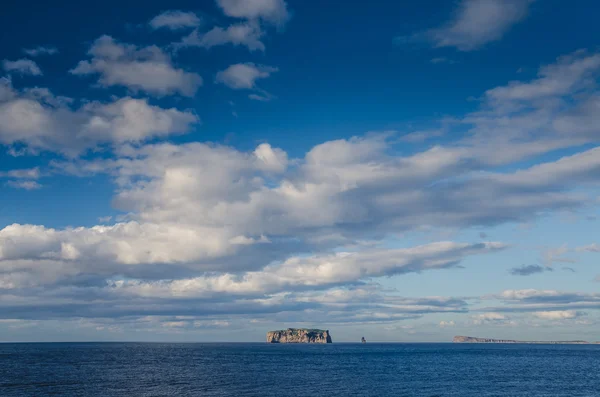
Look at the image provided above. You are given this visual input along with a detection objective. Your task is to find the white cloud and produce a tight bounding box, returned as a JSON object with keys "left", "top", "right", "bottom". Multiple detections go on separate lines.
{"left": 439, "top": 320, "right": 456, "bottom": 327}
{"left": 484, "top": 289, "right": 600, "bottom": 313}
{"left": 539, "top": 246, "right": 576, "bottom": 266}
{"left": 430, "top": 57, "right": 455, "bottom": 64}
{"left": 485, "top": 51, "right": 600, "bottom": 103}
{"left": 399, "top": 0, "right": 533, "bottom": 51}
{"left": 48, "top": 127, "right": 598, "bottom": 252}
{"left": 3, "top": 47, "right": 600, "bottom": 330}
{"left": 71, "top": 35, "right": 203, "bottom": 97}
{"left": 6, "top": 180, "right": 42, "bottom": 190}
{"left": 0, "top": 167, "right": 40, "bottom": 179}
{"left": 471, "top": 312, "right": 516, "bottom": 326}
{"left": 248, "top": 93, "right": 273, "bottom": 101}
{"left": 459, "top": 50, "right": 600, "bottom": 166}
{"left": 149, "top": 10, "right": 201, "bottom": 30}
{"left": 577, "top": 243, "right": 600, "bottom": 253}
{"left": 533, "top": 310, "right": 582, "bottom": 320}
{"left": 24, "top": 121, "right": 600, "bottom": 320}
{"left": 1, "top": 167, "right": 41, "bottom": 190}
{"left": 82, "top": 97, "right": 199, "bottom": 142}
{"left": 216, "top": 63, "right": 277, "bottom": 89}
{"left": 216, "top": 0, "right": 290, "bottom": 25}
{"left": 175, "top": 0, "right": 288, "bottom": 52}
{"left": 0, "top": 79, "right": 198, "bottom": 155}
{"left": 254, "top": 143, "right": 288, "bottom": 172}
{"left": 193, "top": 320, "right": 231, "bottom": 328}
{"left": 3, "top": 59, "right": 42, "bottom": 76}
{"left": 23, "top": 46, "right": 58, "bottom": 57}
{"left": 0, "top": 222, "right": 242, "bottom": 267}
{"left": 94, "top": 241, "right": 503, "bottom": 300}
{"left": 178, "top": 22, "right": 265, "bottom": 51}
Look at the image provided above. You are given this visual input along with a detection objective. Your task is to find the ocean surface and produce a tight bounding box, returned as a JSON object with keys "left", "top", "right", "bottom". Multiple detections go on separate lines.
{"left": 1, "top": 343, "right": 599, "bottom": 396}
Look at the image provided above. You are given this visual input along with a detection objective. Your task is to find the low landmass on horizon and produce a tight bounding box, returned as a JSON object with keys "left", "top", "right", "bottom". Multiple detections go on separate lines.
{"left": 453, "top": 336, "right": 600, "bottom": 344}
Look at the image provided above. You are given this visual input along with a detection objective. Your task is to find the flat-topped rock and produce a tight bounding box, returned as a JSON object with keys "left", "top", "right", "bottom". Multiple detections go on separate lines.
{"left": 267, "top": 328, "right": 332, "bottom": 343}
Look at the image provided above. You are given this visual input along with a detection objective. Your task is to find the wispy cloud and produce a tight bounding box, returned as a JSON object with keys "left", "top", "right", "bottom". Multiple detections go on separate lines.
{"left": 6, "top": 180, "right": 42, "bottom": 190}
{"left": 0, "top": 167, "right": 40, "bottom": 179}
{"left": 3, "top": 59, "right": 42, "bottom": 76}
{"left": 397, "top": 0, "right": 534, "bottom": 51}
{"left": 176, "top": 22, "right": 266, "bottom": 52}
{"left": 149, "top": 10, "right": 201, "bottom": 30}
{"left": 23, "top": 46, "right": 58, "bottom": 57}
{"left": 577, "top": 243, "right": 600, "bottom": 253}
{"left": 430, "top": 57, "right": 456, "bottom": 64}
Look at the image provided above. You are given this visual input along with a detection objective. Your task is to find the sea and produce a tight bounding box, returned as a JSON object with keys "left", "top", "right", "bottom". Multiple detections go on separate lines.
{"left": 1, "top": 342, "right": 599, "bottom": 396}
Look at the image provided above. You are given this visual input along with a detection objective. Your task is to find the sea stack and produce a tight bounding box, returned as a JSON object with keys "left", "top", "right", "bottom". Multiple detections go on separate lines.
{"left": 266, "top": 328, "right": 332, "bottom": 343}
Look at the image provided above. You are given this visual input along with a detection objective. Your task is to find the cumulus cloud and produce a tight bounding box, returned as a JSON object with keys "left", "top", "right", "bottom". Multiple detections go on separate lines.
{"left": 0, "top": 79, "right": 198, "bottom": 155}
{"left": 177, "top": 21, "right": 265, "bottom": 51}
{"left": 254, "top": 142, "right": 288, "bottom": 172}
{"left": 3, "top": 47, "right": 600, "bottom": 330}
{"left": 216, "top": 0, "right": 290, "bottom": 25}
{"left": 216, "top": 63, "right": 277, "bottom": 90}
{"left": 23, "top": 46, "right": 58, "bottom": 57}
{"left": 3, "top": 59, "right": 42, "bottom": 76}
{"left": 71, "top": 35, "right": 203, "bottom": 97}
{"left": 52, "top": 133, "right": 599, "bottom": 247}
{"left": 397, "top": 0, "right": 534, "bottom": 51}
{"left": 6, "top": 115, "right": 598, "bottom": 324}
{"left": 149, "top": 10, "right": 201, "bottom": 30}
{"left": 0, "top": 222, "right": 241, "bottom": 268}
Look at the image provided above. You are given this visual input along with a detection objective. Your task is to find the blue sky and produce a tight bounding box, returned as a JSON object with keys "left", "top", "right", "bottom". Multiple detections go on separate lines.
{"left": 1, "top": 0, "right": 600, "bottom": 342}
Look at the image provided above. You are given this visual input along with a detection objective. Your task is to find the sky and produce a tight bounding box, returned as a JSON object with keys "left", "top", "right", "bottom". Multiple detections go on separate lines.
{"left": 0, "top": 0, "right": 599, "bottom": 342}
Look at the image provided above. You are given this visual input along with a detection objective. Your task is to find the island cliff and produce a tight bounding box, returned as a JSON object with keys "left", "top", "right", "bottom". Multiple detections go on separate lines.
{"left": 267, "top": 328, "right": 332, "bottom": 343}
{"left": 453, "top": 335, "right": 592, "bottom": 344}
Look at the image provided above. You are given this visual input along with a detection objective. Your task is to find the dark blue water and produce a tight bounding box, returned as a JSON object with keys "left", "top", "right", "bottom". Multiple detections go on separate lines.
{"left": 1, "top": 343, "right": 599, "bottom": 396}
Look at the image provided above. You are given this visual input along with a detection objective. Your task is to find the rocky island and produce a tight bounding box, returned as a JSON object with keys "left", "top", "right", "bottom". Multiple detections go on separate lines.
{"left": 267, "top": 328, "right": 332, "bottom": 343}
{"left": 453, "top": 335, "right": 593, "bottom": 344}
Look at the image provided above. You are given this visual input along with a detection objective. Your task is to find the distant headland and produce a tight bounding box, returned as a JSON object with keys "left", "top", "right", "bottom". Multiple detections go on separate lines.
{"left": 453, "top": 335, "right": 598, "bottom": 344}
{"left": 267, "top": 328, "right": 332, "bottom": 343}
